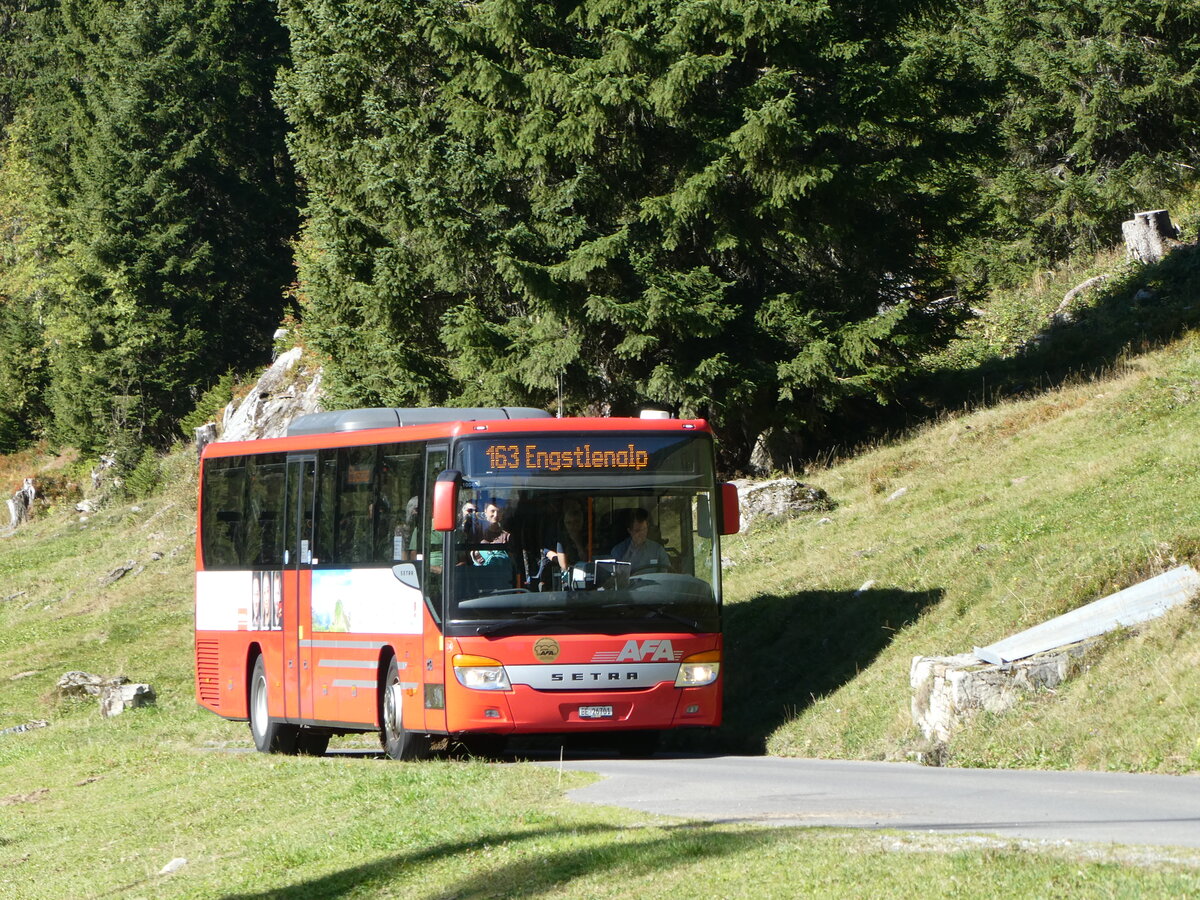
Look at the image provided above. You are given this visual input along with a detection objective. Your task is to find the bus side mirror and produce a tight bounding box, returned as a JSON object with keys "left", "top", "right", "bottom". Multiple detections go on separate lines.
{"left": 432, "top": 470, "right": 462, "bottom": 532}
{"left": 719, "top": 482, "right": 740, "bottom": 536}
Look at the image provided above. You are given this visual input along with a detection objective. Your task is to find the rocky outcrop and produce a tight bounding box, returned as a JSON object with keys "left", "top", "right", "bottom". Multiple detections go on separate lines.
{"left": 6, "top": 478, "right": 36, "bottom": 529}
{"left": 732, "top": 478, "right": 833, "bottom": 532}
{"left": 55, "top": 671, "right": 156, "bottom": 718}
{"left": 909, "top": 647, "right": 1089, "bottom": 748}
{"left": 218, "top": 347, "right": 324, "bottom": 443}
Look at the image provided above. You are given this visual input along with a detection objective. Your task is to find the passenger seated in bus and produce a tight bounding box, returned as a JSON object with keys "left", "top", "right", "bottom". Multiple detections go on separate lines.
{"left": 407, "top": 517, "right": 443, "bottom": 573}
{"left": 473, "top": 521, "right": 511, "bottom": 566}
{"left": 460, "top": 501, "right": 483, "bottom": 540}
{"left": 611, "top": 508, "right": 668, "bottom": 574}
{"left": 532, "top": 497, "right": 588, "bottom": 589}
{"left": 482, "top": 501, "right": 504, "bottom": 532}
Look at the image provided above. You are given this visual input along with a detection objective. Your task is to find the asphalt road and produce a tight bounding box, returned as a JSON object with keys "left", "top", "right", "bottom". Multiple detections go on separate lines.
{"left": 540, "top": 755, "right": 1200, "bottom": 849}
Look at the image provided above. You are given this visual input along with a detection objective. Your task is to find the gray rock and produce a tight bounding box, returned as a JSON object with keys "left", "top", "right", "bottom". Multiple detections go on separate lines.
{"left": 55, "top": 671, "right": 118, "bottom": 699}
{"left": 159, "top": 858, "right": 188, "bottom": 876}
{"left": 909, "top": 644, "right": 1091, "bottom": 744}
{"left": 99, "top": 560, "right": 137, "bottom": 586}
{"left": 55, "top": 671, "right": 156, "bottom": 716}
{"left": 747, "top": 428, "right": 804, "bottom": 476}
{"left": 732, "top": 478, "right": 833, "bottom": 532}
{"left": 100, "top": 682, "right": 156, "bottom": 718}
{"left": 220, "top": 347, "right": 324, "bottom": 442}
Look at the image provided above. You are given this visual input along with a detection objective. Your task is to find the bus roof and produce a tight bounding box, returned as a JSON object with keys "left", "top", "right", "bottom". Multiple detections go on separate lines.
{"left": 201, "top": 409, "right": 712, "bottom": 459}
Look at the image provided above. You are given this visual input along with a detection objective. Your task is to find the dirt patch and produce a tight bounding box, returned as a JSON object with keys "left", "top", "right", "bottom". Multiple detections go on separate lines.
{"left": 1, "top": 788, "right": 49, "bottom": 805}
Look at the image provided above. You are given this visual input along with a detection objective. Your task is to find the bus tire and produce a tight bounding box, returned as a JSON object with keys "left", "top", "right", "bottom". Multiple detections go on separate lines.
{"left": 380, "top": 657, "right": 429, "bottom": 761}
{"left": 249, "top": 655, "right": 298, "bottom": 754}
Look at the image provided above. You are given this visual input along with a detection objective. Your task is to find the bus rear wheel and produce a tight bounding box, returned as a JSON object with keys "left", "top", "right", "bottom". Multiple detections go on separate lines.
{"left": 249, "top": 655, "right": 298, "bottom": 754}
{"left": 380, "top": 657, "right": 429, "bottom": 761}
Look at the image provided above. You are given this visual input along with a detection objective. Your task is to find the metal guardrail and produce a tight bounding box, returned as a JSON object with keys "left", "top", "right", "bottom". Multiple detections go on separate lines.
{"left": 975, "top": 564, "right": 1200, "bottom": 665}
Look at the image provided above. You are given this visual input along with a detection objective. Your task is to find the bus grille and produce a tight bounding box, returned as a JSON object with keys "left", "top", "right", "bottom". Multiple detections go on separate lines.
{"left": 196, "top": 640, "right": 221, "bottom": 707}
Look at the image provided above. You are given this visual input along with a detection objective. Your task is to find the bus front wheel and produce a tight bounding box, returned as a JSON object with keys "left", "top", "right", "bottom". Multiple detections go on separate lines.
{"left": 380, "top": 657, "right": 429, "bottom": 761}
{"left": 249, "top": 655, "right": 298, "bottom": 754}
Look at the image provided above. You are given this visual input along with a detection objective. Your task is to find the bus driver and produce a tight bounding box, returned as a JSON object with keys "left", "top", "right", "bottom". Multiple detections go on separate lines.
{"left": 611, "top": 508, "right": 668, "bottom": 574}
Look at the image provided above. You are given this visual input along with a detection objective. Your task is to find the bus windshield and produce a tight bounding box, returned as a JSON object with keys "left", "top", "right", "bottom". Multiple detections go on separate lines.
{"left": 446, "top": 432, "right": 721, "bottom": 636}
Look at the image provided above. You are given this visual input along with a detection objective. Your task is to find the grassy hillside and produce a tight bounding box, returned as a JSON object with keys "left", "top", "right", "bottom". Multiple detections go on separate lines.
{"left": 720, "top": 278, "right": 1200, "bottom": 770}
{"left": 6, "top": 239, "right": 1200, "bottom": 892}
{"left": 2, "top": 442, "right": 1199, "bottom": 896}
{"left": 720, "top": 206, "right": 1200, "bottom": 770}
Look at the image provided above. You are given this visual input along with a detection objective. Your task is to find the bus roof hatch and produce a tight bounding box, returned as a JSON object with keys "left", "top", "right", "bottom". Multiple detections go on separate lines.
{"left": 286, "top": 407, "right": 552, "bottom": 437}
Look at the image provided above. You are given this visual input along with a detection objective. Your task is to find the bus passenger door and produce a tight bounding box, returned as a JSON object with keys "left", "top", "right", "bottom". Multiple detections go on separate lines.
{"left": 284, "top": 455, "right": 317, "bottom": 722}
{"left": 422, "top": 446, "right": 448, "bottom": 734}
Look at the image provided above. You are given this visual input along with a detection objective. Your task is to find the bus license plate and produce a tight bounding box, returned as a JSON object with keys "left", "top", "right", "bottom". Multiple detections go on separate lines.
{"left": 579, "top": 705, "right": 613, "bottom": 719}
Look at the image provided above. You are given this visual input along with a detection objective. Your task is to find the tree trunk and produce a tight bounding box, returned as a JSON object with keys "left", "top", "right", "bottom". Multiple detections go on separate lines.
{"left": 1122, "top": 209, "right": 1179, "bottom": 264}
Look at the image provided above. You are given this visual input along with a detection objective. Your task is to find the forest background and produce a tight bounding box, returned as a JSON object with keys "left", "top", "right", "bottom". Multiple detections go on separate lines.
{"left": 2, "top": 0, "right": 1199, "bottom": 473}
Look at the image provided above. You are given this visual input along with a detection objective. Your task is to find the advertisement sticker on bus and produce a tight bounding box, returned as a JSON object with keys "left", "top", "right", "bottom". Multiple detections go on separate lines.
{"left": 311, "top": 569, "right": 422, "bottom": 635}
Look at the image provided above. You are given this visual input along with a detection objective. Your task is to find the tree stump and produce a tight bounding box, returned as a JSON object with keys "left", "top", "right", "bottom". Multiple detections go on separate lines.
{"left": 6, "top": 478, "right": 36, "bottom": 528}
{"left": 1122, "top": 209, "right": 1179, "bottom": 264}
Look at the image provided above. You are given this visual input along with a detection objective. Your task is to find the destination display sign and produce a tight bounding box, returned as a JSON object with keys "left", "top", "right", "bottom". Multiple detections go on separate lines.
{"left": 485, "top": 442, "right": 648, "bottom": 472}
{"left": 460, "top": 434, "right": 704, "bottom": 476}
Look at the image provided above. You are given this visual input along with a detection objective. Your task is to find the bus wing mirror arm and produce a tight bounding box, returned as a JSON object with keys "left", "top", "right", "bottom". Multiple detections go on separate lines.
{"left": 432, "top": 470, "right": 462, "bottom": 532}
{"left": 719, "top": 482, "right": 740, "bottom": 536}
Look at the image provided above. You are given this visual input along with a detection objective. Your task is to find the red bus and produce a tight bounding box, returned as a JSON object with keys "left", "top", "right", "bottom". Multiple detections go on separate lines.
{"left": 194, "top": 407, "right": 739, "bottom": 758}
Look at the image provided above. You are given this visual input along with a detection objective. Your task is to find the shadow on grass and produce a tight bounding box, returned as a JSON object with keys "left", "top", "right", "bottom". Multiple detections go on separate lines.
{"left": 219, "top": 822, "right": 792, "bottom": 900}
{"left": 710, "top": 587, "right": 942, "bottom": 754}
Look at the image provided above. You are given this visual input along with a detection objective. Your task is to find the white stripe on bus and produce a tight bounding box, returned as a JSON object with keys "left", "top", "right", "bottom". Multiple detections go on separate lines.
{"left": 318, "top": 659, "right": 381, "bottom": 669}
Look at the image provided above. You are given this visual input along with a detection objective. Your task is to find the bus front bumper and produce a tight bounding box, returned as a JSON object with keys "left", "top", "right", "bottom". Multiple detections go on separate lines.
{"left": 444, "top": 680, "right": 721, "bottom": 734}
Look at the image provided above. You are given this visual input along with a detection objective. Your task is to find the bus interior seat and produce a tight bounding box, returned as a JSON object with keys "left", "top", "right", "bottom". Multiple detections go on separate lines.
{"left": 456, "top": 559, "right": 517, "bottom": 600}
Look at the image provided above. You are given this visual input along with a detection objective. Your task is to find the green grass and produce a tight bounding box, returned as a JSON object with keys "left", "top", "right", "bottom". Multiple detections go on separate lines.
{"left": 4, "top": 709, "right": 1200, "bottom": 898}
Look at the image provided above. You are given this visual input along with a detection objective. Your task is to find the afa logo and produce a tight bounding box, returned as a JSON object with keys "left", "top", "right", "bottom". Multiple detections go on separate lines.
{"left": 590, "top": 639, "right": 683, "bottom": 664}
{"left": 533, "top": 638, "right": 561, "bottom": 662}
{"left": 616, "top": 639, "right": 681, "bottom": 662}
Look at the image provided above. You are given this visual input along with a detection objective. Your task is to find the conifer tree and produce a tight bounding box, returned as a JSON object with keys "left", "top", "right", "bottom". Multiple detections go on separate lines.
{"left": 0, "top": 2, "right": 60, "bottom": 450}
{"left": 280, "top": 0, "right": 985, "bottom": 459}
{"left": 957, "top": 0, "right": 1200, "bottom": 280}
{"left": 0, "top": 115, "right": 54, "bottom": 451}
{"left": 23, "top": 0, "right": 296, "bottom": 452}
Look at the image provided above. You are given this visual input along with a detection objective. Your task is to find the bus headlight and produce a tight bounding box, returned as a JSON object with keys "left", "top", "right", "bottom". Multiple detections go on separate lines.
{"left": 452, "top": 654, "right": 511, "bottom": 691}
{"left": 675, "top": 650, "right": 720, "bottom": 687}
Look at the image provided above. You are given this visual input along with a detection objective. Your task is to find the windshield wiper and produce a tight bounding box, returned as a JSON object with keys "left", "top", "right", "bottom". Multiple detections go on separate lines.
{"left": 593, "top": 601, "right": 703, "bottom": 631}
{"left": 633, "top": 605, "right": 703, "bottom": 631}
{"left": 472, "top": 611, "right": 569, "bottom": 636}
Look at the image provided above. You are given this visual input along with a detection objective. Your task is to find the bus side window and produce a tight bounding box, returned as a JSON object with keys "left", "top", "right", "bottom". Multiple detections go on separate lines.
{"left": 247, "top": 455, "right": 287, "bottom": 566}
{"left": 333, "top": 446, "right": 378, "bottom": 564}
{"left": 377, "top": 447, "right": 421, "bottom": 564}
{"left": 201, "top": 456, "right": 247, "bottom": 567}
{"left": 314, "top": 453, "right": 338, "bottom": 565}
